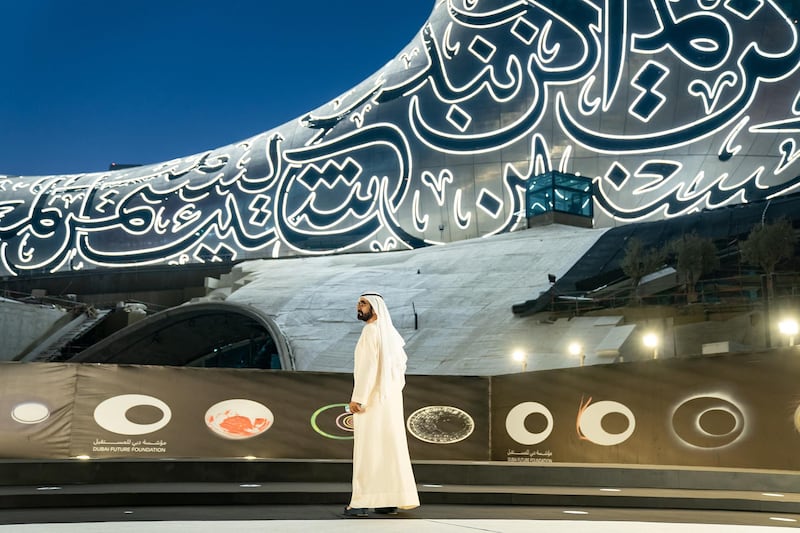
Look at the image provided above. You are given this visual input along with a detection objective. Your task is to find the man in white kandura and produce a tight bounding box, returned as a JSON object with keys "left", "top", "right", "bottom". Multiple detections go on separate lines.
{"left": 343, "top": 292, "right": 420, "bottom": 517}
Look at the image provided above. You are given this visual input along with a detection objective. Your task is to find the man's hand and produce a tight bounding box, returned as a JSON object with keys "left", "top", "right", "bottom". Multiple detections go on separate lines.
{"left": 349, "top": 401, "right": 364, "bottom": 413}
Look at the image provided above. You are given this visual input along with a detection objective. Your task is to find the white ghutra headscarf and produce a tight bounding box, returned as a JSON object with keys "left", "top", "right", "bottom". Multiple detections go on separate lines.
{"left": 361, "top": 292, "right": 407, "bottom": 396}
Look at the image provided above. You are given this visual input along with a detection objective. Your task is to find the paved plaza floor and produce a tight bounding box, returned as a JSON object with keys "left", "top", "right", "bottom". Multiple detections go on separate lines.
{"left": 0, "top": 505, "right": 797, "bottom": 532}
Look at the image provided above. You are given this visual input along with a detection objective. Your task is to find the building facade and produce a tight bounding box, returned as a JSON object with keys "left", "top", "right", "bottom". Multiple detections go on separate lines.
{"left": 0, "top": 0, "right": 798, "bottom": 276}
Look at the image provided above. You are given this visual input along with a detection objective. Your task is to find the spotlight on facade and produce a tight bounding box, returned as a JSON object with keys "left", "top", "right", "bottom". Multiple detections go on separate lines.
{"left": 512, "top": 350, "right": 527, "bottom": 372}
{"left": 642, "top": 332, "right": 659, "bottom": 359}
{"left": 568, "top": 341, "right": 585, "bottom": 366}
{"left": 778, "top": 318, "right": 799, "bottom": 347}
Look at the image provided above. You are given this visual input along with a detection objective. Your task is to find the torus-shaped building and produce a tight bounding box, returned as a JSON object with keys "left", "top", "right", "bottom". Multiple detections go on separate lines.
{"left": 1, "top": 0, "right": 799, "bottom": 276}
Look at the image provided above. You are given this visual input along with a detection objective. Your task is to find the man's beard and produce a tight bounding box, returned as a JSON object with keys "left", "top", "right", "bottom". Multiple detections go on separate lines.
{"left": 357, "top": 309, "right": 374, "bottom": 322}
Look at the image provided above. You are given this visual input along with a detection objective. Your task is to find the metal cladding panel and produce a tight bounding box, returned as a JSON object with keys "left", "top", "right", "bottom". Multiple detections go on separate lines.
{"left": 1, "top": 1, "right": 799, "bottom": 274}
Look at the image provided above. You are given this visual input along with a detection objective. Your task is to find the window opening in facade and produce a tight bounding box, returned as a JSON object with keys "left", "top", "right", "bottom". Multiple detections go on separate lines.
{"left": 526, "top": 171, "right": 593, "bottom": 228}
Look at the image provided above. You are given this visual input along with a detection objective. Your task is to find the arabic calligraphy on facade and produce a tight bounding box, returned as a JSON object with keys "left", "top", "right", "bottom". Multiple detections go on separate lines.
{"left": 1, "top": 0, "right": 798, "bottom": 275}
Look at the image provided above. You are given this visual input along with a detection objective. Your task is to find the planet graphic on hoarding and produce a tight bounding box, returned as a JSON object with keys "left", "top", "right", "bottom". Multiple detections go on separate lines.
{"left": 406, "top": 405, "right": 475, "bottom": 444}
{"left": 11, "top": 402, "right": 50, "bottom": 424}
{"left": 205, "top": 399, "right": 273, "bottom": 440}
{"left": 310, "top": 403, "right": 354, "bottom": 440}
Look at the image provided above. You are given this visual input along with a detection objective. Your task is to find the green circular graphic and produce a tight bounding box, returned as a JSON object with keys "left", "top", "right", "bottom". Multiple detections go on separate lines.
{"left": 310, "top": 403, "right": 354, "bottom": 440}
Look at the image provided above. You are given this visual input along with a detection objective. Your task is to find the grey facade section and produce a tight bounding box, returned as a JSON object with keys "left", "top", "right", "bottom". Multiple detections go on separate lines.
{"left": 0, "top": 301, "right": 68, "bottom": 361}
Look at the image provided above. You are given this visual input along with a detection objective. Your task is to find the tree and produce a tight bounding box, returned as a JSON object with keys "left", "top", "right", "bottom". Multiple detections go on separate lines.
{"left": 619, "top": 237, "right": 665, "bottom": 305}
{"left": 667, "top": 232, "right": 719, "bottom": 303}
{"left": 739, "top": 218, "right": 796, "bottom": 298}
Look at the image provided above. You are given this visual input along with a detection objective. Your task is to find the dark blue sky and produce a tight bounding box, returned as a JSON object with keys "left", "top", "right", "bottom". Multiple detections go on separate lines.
{"left": 0, "top": 1, "right": 433, "bottom": 176}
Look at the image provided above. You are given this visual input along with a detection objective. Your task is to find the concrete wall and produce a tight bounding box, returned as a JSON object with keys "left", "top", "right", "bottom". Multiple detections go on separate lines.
{"left": 0, "top": 301, "right": 68, "bottom": 361}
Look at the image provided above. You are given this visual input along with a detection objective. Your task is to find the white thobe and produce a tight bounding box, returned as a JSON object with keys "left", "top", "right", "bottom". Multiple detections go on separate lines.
{"left": 349, "top": 322, "right": 419, "bottom": 510}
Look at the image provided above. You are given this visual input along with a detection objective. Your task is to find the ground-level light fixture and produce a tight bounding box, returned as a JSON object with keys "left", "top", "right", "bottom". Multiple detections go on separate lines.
{"left": 642, "top": 332, "right": 659, "bottom": 359}
{"left": 778, "top": 318, "right": 799, "bottom": 347}
{"left": 568, "top": 341, "right": 585, "bottom": 366}
{"left": 512, "top": 350, "right": 527, "bottom": 372}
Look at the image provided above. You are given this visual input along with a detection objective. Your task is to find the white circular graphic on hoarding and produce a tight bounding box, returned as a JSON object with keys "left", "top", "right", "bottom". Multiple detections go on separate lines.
{"left": 205, "top": 399, "right": 274, "bottom": 440}
{"left": 11, "top": 402, "right": 50, "bottom": 424}
{"left": 94, "top": 394, "right": 172, "bottom": 435}
{"left": 506, "top": 402, "right": 553, "bottom": 445}
{"left": 578, "top": 400, "right": 635, "bottom": 446}
{"left": 672, "top": 395, "right": 744, "bottom": 449}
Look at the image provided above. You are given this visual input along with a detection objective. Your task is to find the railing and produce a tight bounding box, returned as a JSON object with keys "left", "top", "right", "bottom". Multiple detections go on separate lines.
{"left": 541, "top": 272, "right": 800, "bottom": 319}
{"left": 0, "top": 289, "right": 168, "bottom": 315}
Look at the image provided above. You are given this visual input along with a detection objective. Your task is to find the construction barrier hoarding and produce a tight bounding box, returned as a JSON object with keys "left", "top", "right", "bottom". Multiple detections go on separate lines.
{"left": 2, "top": 351, "right": 799, "bottom": 470}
